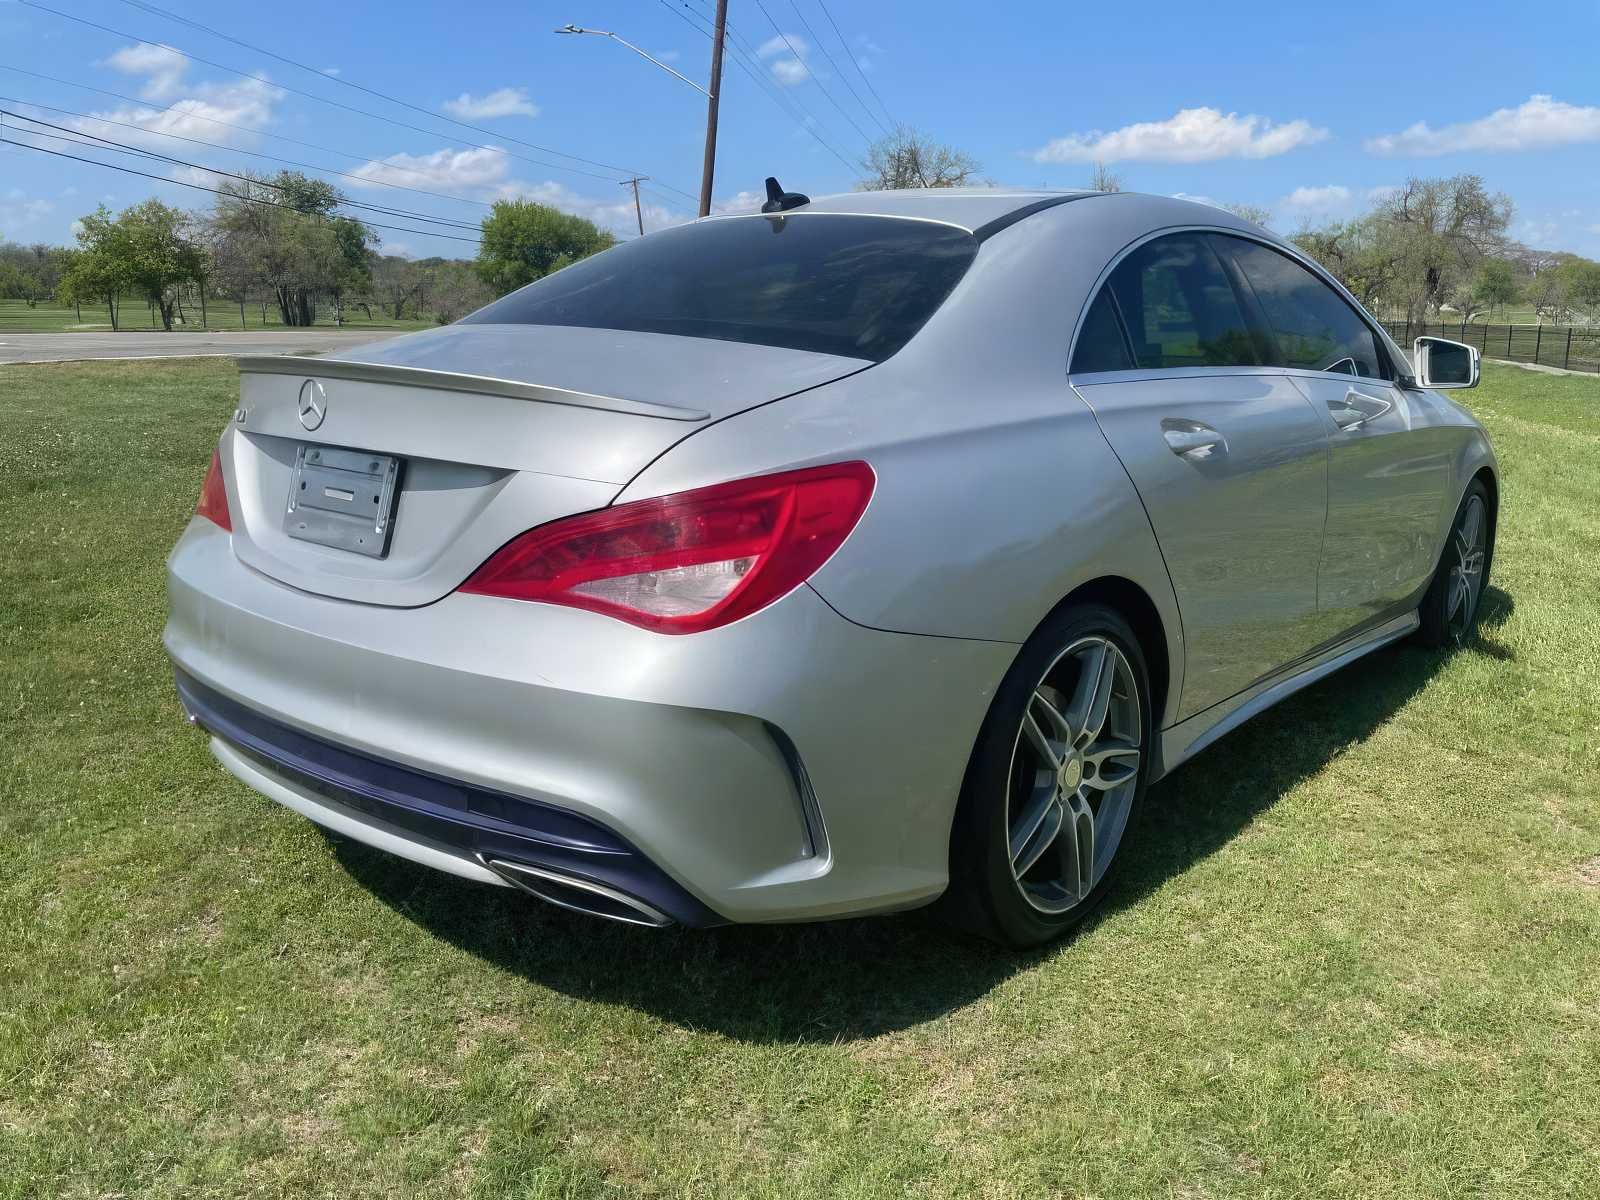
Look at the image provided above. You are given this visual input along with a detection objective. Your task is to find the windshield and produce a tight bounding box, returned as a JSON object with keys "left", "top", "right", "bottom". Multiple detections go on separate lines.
{"left": 462, "top": 214, "right": 978, "bottom": 362}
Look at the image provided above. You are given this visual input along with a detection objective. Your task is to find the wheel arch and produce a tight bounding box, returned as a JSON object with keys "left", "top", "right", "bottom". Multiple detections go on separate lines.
{"left": 1046, "top": 575, "right": 1174, "bottom": 751}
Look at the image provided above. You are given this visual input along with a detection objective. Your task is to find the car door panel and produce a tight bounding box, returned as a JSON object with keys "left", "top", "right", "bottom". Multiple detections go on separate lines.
{"left": 1290, "top": 375, "right": 1453, "bottom": 641}
{"left": 1077, "top": 372, "right": 1329, "bottom": 721}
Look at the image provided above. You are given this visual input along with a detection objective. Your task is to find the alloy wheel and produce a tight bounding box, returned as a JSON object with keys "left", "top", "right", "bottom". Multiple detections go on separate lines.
{"left": 1447, "top": 494, "right": 1487, "bottom": 643}
{"left": 1005, "top": 636, "right": 1142, "bottom": 915}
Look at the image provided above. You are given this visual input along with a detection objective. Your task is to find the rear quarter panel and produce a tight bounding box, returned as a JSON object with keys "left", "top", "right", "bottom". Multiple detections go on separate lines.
{"left": 617, "top": 202, "right": 1188, "bottom": 730}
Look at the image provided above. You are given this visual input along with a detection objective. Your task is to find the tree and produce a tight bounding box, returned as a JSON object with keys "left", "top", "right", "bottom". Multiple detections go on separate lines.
{"left": 1372, "top": 175, "right": 1512, "bottom": 322}
{"left": 1224, "top": 203, "right": 1273, "bottom": 228}
{"left": 111, "top": 199, "right": 205, "bottom": 330}
{"left": 428, "top": 259, "right": 493, "bottom": 323}
{"left": 1467, "top": 258, "right": 1519, "bottom": 320}
{"left": 210, "top": 172, "right": 375, "bottom": 326}
{"left": 474, "top": 200, "right": 615, "bottom": 296}
{"left": 858, "top": 126, "right": 981, "bottom": 191}
{"left": 371, "top": 255, "right": 425, "bottom": 320}
{"left": 59, "top": 206, "right": 135, "bottom": 330}
{"left": 1088, "top": 162, "right": 1122, "bottom": 193}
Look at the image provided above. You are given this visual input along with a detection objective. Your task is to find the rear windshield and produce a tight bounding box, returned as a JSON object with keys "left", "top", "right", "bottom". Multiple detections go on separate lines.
{"left": 462, "top": 214, "right": 978, "bottom": 362}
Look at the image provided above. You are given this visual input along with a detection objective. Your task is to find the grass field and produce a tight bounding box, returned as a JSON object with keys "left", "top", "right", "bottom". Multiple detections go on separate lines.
{"left": 2, "top": 360, "right": 1598, "bottom": 1198}
{"left": 0, "top": 297, "right": 434, "bottom": 335}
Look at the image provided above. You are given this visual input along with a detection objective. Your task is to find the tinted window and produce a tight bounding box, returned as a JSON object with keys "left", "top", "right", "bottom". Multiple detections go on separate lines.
{"left": 463, "top": 215, "right": 977, "bottom": 362}
{"left": 1220, "top": 237, "right": 1388, "bottom": 379}
{"left": 1071, "top": 290, "right": 1133, "bottom": 373}
{"left": 1107, "top": 234, "right": 1258, "bottom": 369}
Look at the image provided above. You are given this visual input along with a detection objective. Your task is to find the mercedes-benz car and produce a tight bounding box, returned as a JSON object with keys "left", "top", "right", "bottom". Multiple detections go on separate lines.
{"left": 165, "top": 187, "right": 1496, "bottom": 946}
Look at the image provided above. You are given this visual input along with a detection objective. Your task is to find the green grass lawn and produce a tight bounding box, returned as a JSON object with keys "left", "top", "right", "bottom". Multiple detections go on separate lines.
{"left": 2, "top": 360, "right": 1598, "bottom": 1198}
{"left": 0, "top": 297, "right": 434, "bottom": 335}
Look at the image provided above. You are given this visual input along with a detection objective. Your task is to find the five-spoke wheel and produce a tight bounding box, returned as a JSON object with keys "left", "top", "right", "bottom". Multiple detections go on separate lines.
{"left": 1420, "top": 478, "right": 1494, "bottom": 648}
{"left": 944, "top": 603, "right": 1152, "bottom": 946}
{"left": 1008, "top": 637, "right": 1142, "bottom": 915}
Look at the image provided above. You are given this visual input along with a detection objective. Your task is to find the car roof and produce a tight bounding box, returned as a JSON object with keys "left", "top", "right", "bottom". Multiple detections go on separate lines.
{"left": 699, "top": 188, "right": 1269, "bottom": 238}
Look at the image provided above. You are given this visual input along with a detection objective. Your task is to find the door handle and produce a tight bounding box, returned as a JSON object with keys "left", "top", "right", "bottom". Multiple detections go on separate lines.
{"left": 1328, "top": 390, "right": 1393, "bottom": 431}
{"left": 1161, "top": 419, "right": 1227, "bottom": 459}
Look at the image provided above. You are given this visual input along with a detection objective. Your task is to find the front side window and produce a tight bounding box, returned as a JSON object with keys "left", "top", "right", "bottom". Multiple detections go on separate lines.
{"left": 462, "top": 214, "right": 978, "bottom": 363}
{"left": 1217, "top": 236, "right": 1388, "bottom": 379}
{"left": 1105, "top": 234, "right": 1258, "bottom": 370}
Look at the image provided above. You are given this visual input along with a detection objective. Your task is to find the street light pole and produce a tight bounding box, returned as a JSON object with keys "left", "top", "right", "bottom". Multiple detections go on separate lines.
{"left": 698, "top": 0, "right": 729, "bottom": 218}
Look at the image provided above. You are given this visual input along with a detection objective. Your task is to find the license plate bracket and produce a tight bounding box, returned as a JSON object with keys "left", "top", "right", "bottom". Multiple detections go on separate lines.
{"left": 285, "top": 444, "right": 402, "bottom": 558}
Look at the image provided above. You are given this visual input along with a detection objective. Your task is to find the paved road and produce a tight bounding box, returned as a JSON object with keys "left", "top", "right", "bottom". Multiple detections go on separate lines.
{"left": 0, "top": 329, "right": 404, "bottom": 365}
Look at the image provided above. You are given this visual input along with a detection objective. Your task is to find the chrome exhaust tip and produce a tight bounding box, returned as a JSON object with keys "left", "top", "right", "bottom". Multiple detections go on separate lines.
{"left": 478, "top": 857, "right": 673, "bottom": 928}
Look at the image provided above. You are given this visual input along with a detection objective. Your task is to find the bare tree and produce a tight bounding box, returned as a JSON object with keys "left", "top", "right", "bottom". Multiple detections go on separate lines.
{"left": 1088, "top": 162, "right": 1122, "bottom": 193}
{"left": 859, "top": 126, "right": 981, "bottom": 191}
{"left": 1223, "top": 203, "right": 1272, "bottom": 228}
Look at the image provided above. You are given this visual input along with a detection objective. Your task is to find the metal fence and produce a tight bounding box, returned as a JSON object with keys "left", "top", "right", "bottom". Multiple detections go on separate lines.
{"left": 1380, "top": 320, "right": 1600, "bottom": 375}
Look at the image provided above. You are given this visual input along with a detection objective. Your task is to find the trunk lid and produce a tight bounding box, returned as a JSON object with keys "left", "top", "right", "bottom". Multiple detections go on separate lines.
{"left": 224, "top": 323, "right": 870, "bottom": 607}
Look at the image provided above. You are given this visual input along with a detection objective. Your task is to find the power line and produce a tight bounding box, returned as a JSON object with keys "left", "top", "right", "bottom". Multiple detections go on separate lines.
{"left": 0, "top": 135, "right": 483, "bottom": 245}
{"left": 749, "top": 0, "right": 875, "bottom": 146}
{"left": 107, "top": 0, "right": 699, "bottom": 201}
{"left": 0, "top": 63, "right": 522, "bottom": 198}
{"left": 784, "top": 0, "right": 888, "bottom": 136}
{"left": 0, "top": 109, "right": 483, "bottom": 232}
{"left": 0, "top": 93, "right": 497, "bottom": 213}
{"left": 659, "top": 0, "right": 858, "bottom": 175}
{"left": 815, "top": 0, "right": 896, "bottom": 129}
{"left": 16, "top": 0, "right": 699, "bottom": 202}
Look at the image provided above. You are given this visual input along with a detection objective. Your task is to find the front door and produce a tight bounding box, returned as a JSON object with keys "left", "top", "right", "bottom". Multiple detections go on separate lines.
{"left": 1070, "top": 233, "right": 1330, "bottom": 721}
{"left": 1213, "top": 235, "right": 1451, "bottom": 644}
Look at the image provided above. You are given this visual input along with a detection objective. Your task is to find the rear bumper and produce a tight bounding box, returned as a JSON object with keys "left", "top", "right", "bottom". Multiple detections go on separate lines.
{"left": 164, "top": 520, "right": 1015, "bottom": 924}
{"left": 176, "top": 670, "right": 721, "bottom": 926}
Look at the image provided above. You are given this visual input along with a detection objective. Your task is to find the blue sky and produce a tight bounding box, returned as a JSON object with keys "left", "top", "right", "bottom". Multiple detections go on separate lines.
{"left": 2, "top": 0, "right": 1598, "bottom": 259}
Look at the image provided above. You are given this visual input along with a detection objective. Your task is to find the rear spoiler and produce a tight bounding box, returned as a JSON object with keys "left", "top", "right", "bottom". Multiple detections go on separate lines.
{"left": 235, "top": 355, "right": 710, "bottom": 422}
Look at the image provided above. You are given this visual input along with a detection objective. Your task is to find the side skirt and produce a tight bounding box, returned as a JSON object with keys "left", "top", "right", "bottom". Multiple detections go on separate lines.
{"left": 1155, "top": 610, "right": 1420, "bottom": 780}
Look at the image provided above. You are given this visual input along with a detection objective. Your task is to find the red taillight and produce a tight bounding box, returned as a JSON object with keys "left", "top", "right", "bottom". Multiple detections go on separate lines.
{"left": 460, "top": 461, "right": 875, "bottom": 633}
{"left": 195, "top": 448, "right": 231, "bottom": 531}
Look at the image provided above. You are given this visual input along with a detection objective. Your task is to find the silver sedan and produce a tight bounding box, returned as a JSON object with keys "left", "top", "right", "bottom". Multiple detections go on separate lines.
{"left": 165, "top": 188, "right": 1497, "bottom": 945}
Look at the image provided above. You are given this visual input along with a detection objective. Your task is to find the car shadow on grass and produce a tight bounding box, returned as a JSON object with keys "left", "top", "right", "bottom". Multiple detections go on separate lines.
{"left": 331, "top": 588, "right": 1513, "bottom": 1044}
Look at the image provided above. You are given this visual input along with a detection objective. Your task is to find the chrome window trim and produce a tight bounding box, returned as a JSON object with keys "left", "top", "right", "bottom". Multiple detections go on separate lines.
{"left": 1066, "top": 223, "right": 1408, "bottom": 386}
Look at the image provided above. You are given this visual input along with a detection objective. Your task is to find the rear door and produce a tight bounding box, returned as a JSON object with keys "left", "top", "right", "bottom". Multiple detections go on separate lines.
{"left": 1214, "top": 235, "right": 1451, "bottom": 642}
{"left": 1071, "top": 233, "right": 1330, "bottom": 722}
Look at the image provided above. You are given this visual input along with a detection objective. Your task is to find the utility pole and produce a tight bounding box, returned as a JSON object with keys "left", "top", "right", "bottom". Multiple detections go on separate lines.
{"left": 620, "top": 176, "right": 649, "bottom": 235}
{"left": 698, "top": 0, "right": 728, "bottom": 217}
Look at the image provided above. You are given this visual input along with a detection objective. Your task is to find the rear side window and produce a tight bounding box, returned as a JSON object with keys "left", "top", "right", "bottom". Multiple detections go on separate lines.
{"left": 463, "top": 215, "right": 978, "bottom": 363}
{"left": 1070, "top": 290, "right": 1133, "bottom": 373}
{"left": 1106, "top": 234, "right": 1258, "bottom": 369}
{"left": 1218, "top": 236, "right": 1389, "bottom": 379}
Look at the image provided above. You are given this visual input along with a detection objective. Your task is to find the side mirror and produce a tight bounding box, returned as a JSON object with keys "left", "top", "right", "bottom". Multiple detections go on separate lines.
{"left": 1414, "top": 336, "right": 1479, "bottom": 389}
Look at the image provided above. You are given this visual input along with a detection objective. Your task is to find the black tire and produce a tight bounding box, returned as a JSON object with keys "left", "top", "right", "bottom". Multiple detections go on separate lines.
{"left": 1416, "top": 478, "right": 1494, "bottom": 649}
{"left": 941, "top": 602, "right": 1154, "bottom": 948}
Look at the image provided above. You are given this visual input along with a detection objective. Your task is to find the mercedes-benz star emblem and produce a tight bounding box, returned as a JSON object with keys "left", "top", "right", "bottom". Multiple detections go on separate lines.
{"left": 297, "top": 379, "right": 326, "bottom": 431}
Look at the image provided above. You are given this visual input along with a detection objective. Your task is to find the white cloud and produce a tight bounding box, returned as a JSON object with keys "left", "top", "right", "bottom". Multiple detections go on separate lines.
{"left": 0, "top": 193, "right": 53, "bottom": 231}
{"left": 103, "top": 43, "right": 188, "bottom": 101}
{"left": 321, "top": 67, "right": 340, "bottom": 77}
{"left": 1281, "top": 184, "right": 1351, "bottom": 210}
{"left": 712, "top": 189, "right": 764, "bottom": 215}
{"left": 770, "top": 58, "right": 810, "bottom": 86}
{"left": 756, "top": 34, "right": 804, "bottom": 58}
{"left": 756, "top": 33, "right": 809, "bottom": 87}
{"left": 1366, "top": 184, "right": 1401, "bottom": 203}
{"left": 441, "top": 87, "right": 539, "bottom": 121}
{"left": 1366, "top": 95, "right": 1600, "bottom": 156}
{"left": 1032, "top": 107, "right": 1329, "bottom": 164}
{"left": 655, "top": 49, "right": 681, "bottom": 63}
{"left": 496, "top": 179, "right": 677, "bottom": 237}
{"left": 347, "top": 146, "right": 691, "bottom": 237}
{"left": 349, "top": 146, "right": 513, "bottom": 191}
{"left": 85, "top": 43, "right": 282, "bottom": 147}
